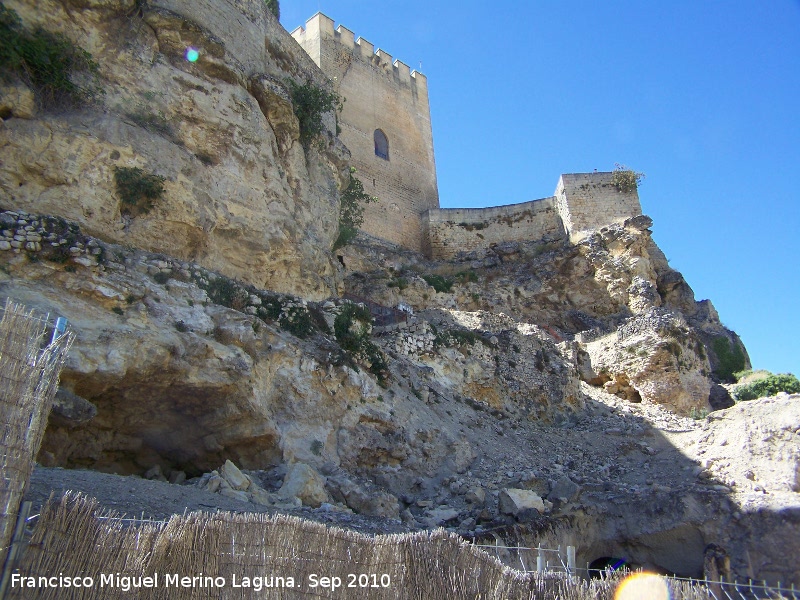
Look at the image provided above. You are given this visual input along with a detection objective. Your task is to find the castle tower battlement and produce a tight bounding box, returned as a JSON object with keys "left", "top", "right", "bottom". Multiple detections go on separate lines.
{"left": 292, "top": 15, "right": 643, "bottom": 259}
{"left": 292, "top": 13, "right": 439, "bottom": 253}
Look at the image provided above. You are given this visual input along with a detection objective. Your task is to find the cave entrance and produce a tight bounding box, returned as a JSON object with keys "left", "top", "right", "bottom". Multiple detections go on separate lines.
{"left": 588, "top": 556, "right": 631, "bottom": 579}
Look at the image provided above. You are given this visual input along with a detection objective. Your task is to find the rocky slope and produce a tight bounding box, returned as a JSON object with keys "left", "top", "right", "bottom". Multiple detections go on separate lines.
{"left": 1, "top": 0, "right": 797, "bottom": 588}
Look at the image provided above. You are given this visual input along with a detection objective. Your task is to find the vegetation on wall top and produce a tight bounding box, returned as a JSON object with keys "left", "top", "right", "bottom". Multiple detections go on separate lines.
{"left": 611, "top": 163, "right": 645, "bottom": 193}
{"left": 0, "top": 3, "right": 103, "bottom": 108}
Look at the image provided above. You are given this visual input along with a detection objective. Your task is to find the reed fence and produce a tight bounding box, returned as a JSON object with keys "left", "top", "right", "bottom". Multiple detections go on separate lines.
{"left": 0, "top": 300, "right": 73, "bottom": 588}
{"left": 5, "top": 492, "right": 796, "bottom": 600}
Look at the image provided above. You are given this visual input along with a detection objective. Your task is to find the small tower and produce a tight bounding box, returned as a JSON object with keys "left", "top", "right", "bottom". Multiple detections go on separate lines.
{"left": 292, "top": 13, "right": 440, "bottom": 252}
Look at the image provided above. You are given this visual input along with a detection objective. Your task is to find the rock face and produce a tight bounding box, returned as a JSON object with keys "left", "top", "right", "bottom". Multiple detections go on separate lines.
{"left": 3, "top": 0, "right": 794, "bottom": 589}
{"left": 342, "top": 216, "right": 748, "bottom": 415}
{"left": 0, "top": 0, "right": 349, "bottom": 300}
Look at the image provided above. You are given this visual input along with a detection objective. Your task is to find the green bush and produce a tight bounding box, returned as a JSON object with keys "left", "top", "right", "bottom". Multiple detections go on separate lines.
{"left": 333, "top": 168, "right": 377, "bottom": 250}
{"left": 0, "top": 4, "right": 102, "bottom": 108}
{"left": 152, "top": 271, "right": 171, "bottom": 285}
{"left": 334, "top": 303, "right": 372, "bottom": 352}
{"left": 735, "top": 373, "right": 800, "bottom": 401}
{"left": 431, "top": 325, "right": 484, "bottom": 349}
{"left": 422, "top": 274, "right": 453, "bottom": 294}
{"left": 387, "top": 276, "right": 408, "bottom": 290}
{"left": 264, "top": 0, "right": 279, "bottom": 19}
{"left": 114, "top": 166, "right": 166, "bottom": 214}
{"left": 454, "top": 270, "right": 478, "bottom": 284}
{"left": 334, "top": 303, "right": 387, "bottom": 383}
{"left": 286, "top": 78, "right": 342, "bottom": 147}
{"left": 610, "top": 163, "right": 645, "bottom": 193}
{"left": 205, "top": 276, "right": 248, "bottom": 310}
{"left": 279, "top": 305, "right": 314, "bottom": 338}
{"left": 712, "top": 336, "right": 746, "bottom": 382}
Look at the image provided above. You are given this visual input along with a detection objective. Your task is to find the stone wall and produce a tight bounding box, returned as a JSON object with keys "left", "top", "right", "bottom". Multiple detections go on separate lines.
{"left": 555, "top": 172, "right": 642, "bottom": 242}
{"left": 424, "top": 197, "right": 567, "bottom": 260}
{"left": 423, "top": 172, "right": 642, "bottom": 259}
{"left": 292, "top": 14, "right": 439, "bottom": 253}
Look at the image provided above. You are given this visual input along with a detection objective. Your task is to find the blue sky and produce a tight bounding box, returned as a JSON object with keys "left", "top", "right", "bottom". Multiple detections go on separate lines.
{"left": 282, "top": 1, "right": 800, "bottom": 375}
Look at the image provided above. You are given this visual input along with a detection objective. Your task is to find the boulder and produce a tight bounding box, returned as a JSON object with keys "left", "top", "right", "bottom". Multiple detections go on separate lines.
{"left": 326, "top": 474, "right": 400, "bottom": 519}
{"left": 143, "top": 465, "right": 166, "bottom": 482}
{"left": 219, "top": 487, "right": 249, "bottom": 503}
{"left": 708, "top": 383, "right": 735, "bottom": 411}
{"left": 278, "top": 463, "right": 329, "bottom": 508}
{"left": 547, "top": 476, "right": 581, "bottom": 502}
{"left": 220, "top": 460, "right": 250, "bottom": 491}
{"left": 424, "top": 506, "right": 460, "bottom": 526}
{"left": 50, "top": 388, "right": 97, "bottom": 425}
{"left": 465, "top": 486, "right": 486, "bottom": 506}
{"left": 498, "top": 488, "right": 545, "bottom": 516}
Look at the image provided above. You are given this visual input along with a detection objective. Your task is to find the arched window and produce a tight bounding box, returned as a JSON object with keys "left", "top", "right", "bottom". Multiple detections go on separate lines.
{"left": 374, "top": 129, "right": 389, "bottom": 160}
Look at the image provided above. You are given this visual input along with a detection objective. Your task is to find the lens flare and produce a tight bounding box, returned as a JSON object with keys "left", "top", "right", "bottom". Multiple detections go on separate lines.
{"left": 185, "top": 47, "right": 199, "bottom": 62}
{"left": 615, "top": 573, "right": 670, "bottom": 600}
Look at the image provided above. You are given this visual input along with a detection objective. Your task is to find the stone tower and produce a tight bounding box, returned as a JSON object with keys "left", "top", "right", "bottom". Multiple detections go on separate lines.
{"left": 291, "top": 13, "right": 440, "bottom": 253}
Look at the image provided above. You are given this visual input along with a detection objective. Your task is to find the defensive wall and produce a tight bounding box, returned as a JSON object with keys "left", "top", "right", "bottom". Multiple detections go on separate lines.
{"left": 290, "top": 15, "right": 642, "bottom": 260}
{"left": 555, "top": 172, "right": 642, "bottom": 243}
{"left": 423, "top": 197, "right": 566, "bottom": 259}
{"left": 291, "top": 14, "right": 439, "bottom": 253}
{"left": 423, "top": 173, "right": 642, "bottom": 259}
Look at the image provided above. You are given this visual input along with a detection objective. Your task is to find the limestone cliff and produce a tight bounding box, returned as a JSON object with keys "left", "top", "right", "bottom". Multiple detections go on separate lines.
{"left": 341, "top": 215, "right": 748, "bottom": 416}
{"left": 0, "top": 0, "right": 349, "bottom": 300}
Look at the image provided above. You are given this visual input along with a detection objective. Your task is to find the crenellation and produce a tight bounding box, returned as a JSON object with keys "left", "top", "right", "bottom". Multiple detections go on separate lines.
{"left": 292, "top": 14, "right": 642, "bottom": 257}
{"left": 376, "top": 49, "right": 394, "bottom": 71}
{"left": 394, "top": 60, "right": 411, "bottom": 85}
{"left": 355, "top": 37, "right": 375, "bottom": 58}
{"left": 315, "top": 12, "right": 335, "bottom": 36}
{"left": 335, "top": 24, "right": 355, "bottom": 48}
{"left": 410, "top": 70, "right": 427, "bottom": 91}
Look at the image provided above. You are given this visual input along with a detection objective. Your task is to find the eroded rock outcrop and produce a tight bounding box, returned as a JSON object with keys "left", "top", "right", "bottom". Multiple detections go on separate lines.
{"left": 341, "top": 216, "right": 748, "bottom": 415}
{"left": 0, "top": 0, "right": 348, "bottom": 299}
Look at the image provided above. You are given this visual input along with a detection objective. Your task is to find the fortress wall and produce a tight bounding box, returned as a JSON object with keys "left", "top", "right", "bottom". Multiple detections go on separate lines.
{"left": 424, "top": 197, "right": 566, "bottom": 259}
{"left": 555, "top": 173, "right": 642, "bottom": 242}
{"left": 292, "top": 13, "right": 439, "bottom": 252}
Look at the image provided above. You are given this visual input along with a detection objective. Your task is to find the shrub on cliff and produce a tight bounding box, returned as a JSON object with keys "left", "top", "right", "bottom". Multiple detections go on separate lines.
{"left": 114, "top": 166, "right": 166, "bottom": 215}
{"left": 0, "top": 3, "right": 102, "bottom": 108}
{"left": 286, "top": 78, "right": 342, "bottom": 147}
{"left": 422, "top": 274, "right": 454, "bottom": 294}
{"left": 333, "top": 168, "right": 377, "bottom": 250}
{"left": 264, "top": 0, "right": 279, "bottom": 19}
{"left": 735, "top": 373, "right": 800, "bottom": 401}
{"left": 712, "top": 336, "right": 746, "bottom": 382}
{"left": 334, "top": 303, "right": 388, "bottom": 383}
